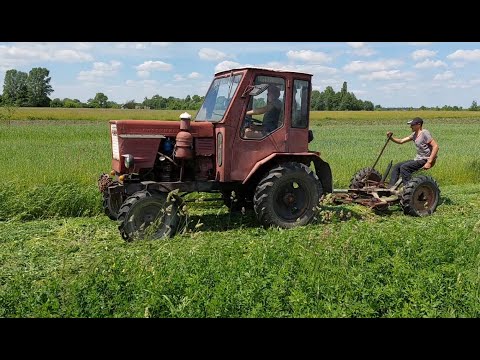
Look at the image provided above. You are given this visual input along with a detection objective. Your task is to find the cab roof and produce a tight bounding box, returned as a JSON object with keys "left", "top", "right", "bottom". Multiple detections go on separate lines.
{"left": 215, "top": 66, "right": 313, "bottom": 77}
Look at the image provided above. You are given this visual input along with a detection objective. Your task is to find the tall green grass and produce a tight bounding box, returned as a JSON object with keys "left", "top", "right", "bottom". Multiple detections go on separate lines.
{"left": 1, "top": 111, "right": 480, "bottom": 318}
{"left": 1, "top": 114, "right": 479, "bottom": 220}
{"left": 0, "top": 184, "right": 478, "bottom": 317}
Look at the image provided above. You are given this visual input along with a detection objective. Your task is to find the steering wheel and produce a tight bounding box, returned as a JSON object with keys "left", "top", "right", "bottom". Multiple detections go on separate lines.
{"left": 245, "top": 115, "right": 262, "bottom": 127}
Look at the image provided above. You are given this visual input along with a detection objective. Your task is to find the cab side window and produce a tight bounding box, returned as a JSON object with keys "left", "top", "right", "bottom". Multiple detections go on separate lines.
{"left": 292, "top": 80, "right": 309, "bottom": 128}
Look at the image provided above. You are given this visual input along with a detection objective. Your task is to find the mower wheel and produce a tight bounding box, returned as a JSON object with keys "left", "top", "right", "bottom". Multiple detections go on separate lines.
{"left": 349, "top": 167, "right": 382, "bottom": 189}
{"left": 400, "top": 175, "right": 440, "bottom": 217}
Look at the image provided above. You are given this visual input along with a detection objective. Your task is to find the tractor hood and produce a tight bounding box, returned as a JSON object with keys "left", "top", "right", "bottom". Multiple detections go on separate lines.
{"left": 109, "top": 120, "right": 214, "bottom": 173}
{"left": 111, "top": 119, "right": 214, "bottom": 138}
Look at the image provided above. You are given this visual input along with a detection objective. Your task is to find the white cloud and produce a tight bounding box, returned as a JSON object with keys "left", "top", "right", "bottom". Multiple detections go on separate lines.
{"left": 446, "top": 80, "right": 470, "bottom": 89}
{"left": 71, "top": 42, "right": 94, "bottom": 50}
{"left": 214, "top": 61, "right": 242, "bottom": 73}
{"left": 187, "top": 72, "right": 201, "bottom": 79}
{"left": 414, "top": 59, "right": 447, "bottom": 69}
{"left": 411, "top": 49, "right": 437, "bottom": 61}
{"left": 115, "top": 42, "right": 149, "bottom": 49}
{"left": 174, "top": 74, "right": 185, "bottom": 81}
{"left": 350, "top": 89, "right": 367, "bottom": 96}
{"left": 433, "top": 71, "right": 454, "bottom": 81}
{"left": 346, "top": 43, "right": 376, "bottom": 57}
{"left": 151, "top": 42, "right": 171, "bottom": 47}
{"left": 199, "top": 48, "right": 228, "bottom": 61}
{"left": 378, "top": 82, "right": 409, "bottom": 91}
{"left": 286, "top": 50, "right": 332, "bottom": 63}
{"left": 447, "top": 49, "right": 480, "bottom": 61}
{"left": 359, "top": 70, "right": 415, "bottom": 81}
{"left": 407, "top": 42, "right": 433, "bottom": 46}
{"left": 353, "top": 47, "right": 376, "bottom": 57}
{"left": 125, "top": 79, "right": 158, "bottom": 87}
{"left": 346, "top": 42, "right": 365, "bottom": 49}
{"left": 343, "top": 59, "right": 403, "bottom": 73}
{"left": 77, "top": 61, "right": 122, "bottom": 82}
{"left": 452, "top": 62, "right": 466, "bottom": 68}
{"left": 52, "top": 50, "right": 93, "bottom": 62}
{"left": 135, "top": 60, "right": 173, "bottom": 77}
{"left": 0, "top": 44, "right": 94, "bottom": 66}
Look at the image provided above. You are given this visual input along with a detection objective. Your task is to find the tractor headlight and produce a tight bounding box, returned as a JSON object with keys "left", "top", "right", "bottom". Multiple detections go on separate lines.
{"left": 123, "top": 154, "right": 135, "bottom": 169}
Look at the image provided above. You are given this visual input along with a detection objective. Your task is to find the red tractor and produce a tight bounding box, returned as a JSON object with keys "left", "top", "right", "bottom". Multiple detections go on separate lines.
{"left": 98, "top": 67, "right": 439, "bottom": 241}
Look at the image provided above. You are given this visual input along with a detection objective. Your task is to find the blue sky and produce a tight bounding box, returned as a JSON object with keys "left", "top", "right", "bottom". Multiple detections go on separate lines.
{"left": 1, "top": 42, "right": 480, "bottom": 108}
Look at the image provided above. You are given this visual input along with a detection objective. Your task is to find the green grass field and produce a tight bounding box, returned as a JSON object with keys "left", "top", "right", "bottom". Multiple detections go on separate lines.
{"left": 0, "top": 110, "right": 479, "bottom": 317}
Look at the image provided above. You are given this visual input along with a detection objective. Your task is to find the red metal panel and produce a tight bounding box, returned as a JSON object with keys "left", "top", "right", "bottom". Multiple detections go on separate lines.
{"left": 195, "top": 138, "right": 215, "bottom": 156}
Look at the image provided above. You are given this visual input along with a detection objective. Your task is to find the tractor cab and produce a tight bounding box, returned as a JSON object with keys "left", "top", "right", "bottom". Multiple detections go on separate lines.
{"left": 194, "top": 67, "right": 314, "bottom": 182}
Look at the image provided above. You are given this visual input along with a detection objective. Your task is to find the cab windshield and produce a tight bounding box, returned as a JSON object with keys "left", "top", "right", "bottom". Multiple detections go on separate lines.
{"left": 195, "top": 73, "right": 242, "bottom": 122}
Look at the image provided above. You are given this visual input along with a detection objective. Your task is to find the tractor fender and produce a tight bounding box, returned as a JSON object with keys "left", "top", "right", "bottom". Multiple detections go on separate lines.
{"left": 243, "top": 152, "right": 332, "bottom": 193}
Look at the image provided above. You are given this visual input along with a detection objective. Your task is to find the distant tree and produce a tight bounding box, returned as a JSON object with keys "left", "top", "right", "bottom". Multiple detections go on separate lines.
{"left": 3, "top": 69, "right": 28, "bottom": 106}
{"left": 26, "top": 67, "right": 53, "bottom": 107}
{"left": 88, "top": 92, "right": 109, "bottom": 108}
{"left": 310, "top": 90, "right": 322, "bottom": 110}
{"left": 363, "top": 100, "right": 374, "bottom": 111}
{"left": 107, "top": 101, "right": 120, "bottom": 109}
{"left": 63, "top": 98, "right": 82, "bottom": 108}
{"left": 469, "top": 100, "right": 478, "bottom": 111}
{"left": 122, "top": 100, "right": 136, "bottom": 109}
{"left": 50, "top": 98, "right": 63, "bottom": 107}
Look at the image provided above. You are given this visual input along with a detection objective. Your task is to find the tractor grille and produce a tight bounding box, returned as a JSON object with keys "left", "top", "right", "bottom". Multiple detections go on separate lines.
{"left": 195, "top": 138, "right": 214, "bottom": 156}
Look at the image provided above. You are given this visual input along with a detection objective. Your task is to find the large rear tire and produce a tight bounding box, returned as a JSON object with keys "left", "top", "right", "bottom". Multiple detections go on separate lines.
{"left": 400, "top": 175, "right": 440, "bottom": 217}
{"left": 117, "top": 190, "right": 185, "bottom": 241}
{"left": 253, "top": 162, "right": 322, "bottom": 228}
{"left": 349, "top": 167, "right": 382, "bottom": 189}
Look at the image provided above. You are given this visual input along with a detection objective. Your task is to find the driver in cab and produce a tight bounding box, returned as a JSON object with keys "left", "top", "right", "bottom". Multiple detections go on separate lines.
{"left": 245, "top": 85, "right": 282, "bottom": 137}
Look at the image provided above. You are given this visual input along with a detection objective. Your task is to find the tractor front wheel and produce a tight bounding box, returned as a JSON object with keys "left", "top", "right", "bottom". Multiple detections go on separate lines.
{"left": 400, "top": 175, "right": 440, "bottom": 216}
{"left": 253, "top": 162, "right": 322, "bottom": 228}
{"left": 117, "top": 190, "right": 185, "bottom": 241}
{"left": 102, "top": 191, "right": 123, "bottom": 220}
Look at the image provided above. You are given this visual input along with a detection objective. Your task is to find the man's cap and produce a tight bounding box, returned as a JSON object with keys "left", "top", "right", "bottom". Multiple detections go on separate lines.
{"left": 267, "top": 85, "right": 280, "bottom": 98}
{"left": 407, "top": 117, "right": 423, "bottom": 126}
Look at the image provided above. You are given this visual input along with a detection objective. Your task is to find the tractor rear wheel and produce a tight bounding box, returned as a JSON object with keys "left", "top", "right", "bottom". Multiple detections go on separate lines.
{"left": 400, "top": 175, "right": 440, "bottom": 217}
{"left": 253, "top": 162, "right": 322, "bottom": 228}
{"left": 117, "top": 190, "right": 185, "bottom": 241}
{"left": 349, "top": 167, "right": 382, "bottom": 189}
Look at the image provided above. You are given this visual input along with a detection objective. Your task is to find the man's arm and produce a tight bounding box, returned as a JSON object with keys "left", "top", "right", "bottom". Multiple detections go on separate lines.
{"left": 386, "top": 131, "right": 412, "bottom": 144}
{"left": 247, "top": 102, "right": 273, "bottom": 116}
{"left": 423, "top": 138, "right": 439, "bottom": 169}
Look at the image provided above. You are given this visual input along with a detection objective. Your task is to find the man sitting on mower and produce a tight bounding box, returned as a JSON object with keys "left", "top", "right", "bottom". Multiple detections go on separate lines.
{"left": 386, "top": 117, "right": 439, "bottom": 188}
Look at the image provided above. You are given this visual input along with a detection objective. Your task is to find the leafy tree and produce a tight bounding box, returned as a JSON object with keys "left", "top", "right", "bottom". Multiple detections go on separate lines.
{"left": 26, "top": 67, "right": 53, "bottom": 107}
{"left": 3, "top": 69, "right": 28, "bottom": 106}
{"left": 50, "top": 98, "right": 63, "bottom": 107}
{"left": 122, "top": 100, "right": 137, "bottom": 109}
{"left": 64, "top": 99, "right": 82, "bottom": 108}
{"left": 363, "top": 101, "right": 374, "bottom": 111}
{"left": 88, "top": 92, "right": 109, "bottom": 108}
{"left": 469, "top": 100, "right": 478, "bottom": 111}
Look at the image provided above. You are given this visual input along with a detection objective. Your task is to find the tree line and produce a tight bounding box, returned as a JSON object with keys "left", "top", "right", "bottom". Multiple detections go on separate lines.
{"left": 2, "top": 67, "right": 480, "bottom": 111}
{"left": 311, "top": 82, "right": 375, "bottom": 111}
